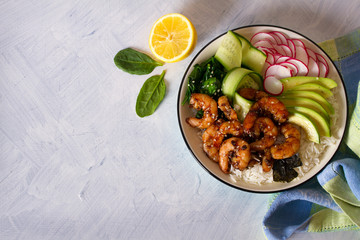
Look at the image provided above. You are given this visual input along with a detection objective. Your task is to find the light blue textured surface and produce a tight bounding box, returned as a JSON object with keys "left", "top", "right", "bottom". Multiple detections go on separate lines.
{"left": 1, "top": 1, "right": 360, "bottom": 239}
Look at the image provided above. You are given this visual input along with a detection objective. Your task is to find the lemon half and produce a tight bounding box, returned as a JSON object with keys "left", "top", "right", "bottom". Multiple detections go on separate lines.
{"left": 149, "top": 13, "right": 197, "bottom": 63}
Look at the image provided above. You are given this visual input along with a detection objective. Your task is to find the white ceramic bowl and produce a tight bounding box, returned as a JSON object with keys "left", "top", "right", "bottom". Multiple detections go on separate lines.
{"left": 177, "top": 25, "right": 348, "bottom": 193}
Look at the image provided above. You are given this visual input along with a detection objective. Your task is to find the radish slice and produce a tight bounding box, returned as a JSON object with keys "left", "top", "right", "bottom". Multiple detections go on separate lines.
{"left": 306, "top": 47, "right": 317, "bottom": 60}
{"left": 286, "top": 58, "right": 309, "bottom": 76}
{"left": 253, "top": 39, "right": 276, "bottom": 49}
{"left": 250, "top": 32, "right": 278, "bottom": 45}
{"left": 287, "top": 39, "right": 296, "bottom": 58}
{"left": 266, "top": 53, "right": 276, "bottom": 65}
{"left": 257, "top": 46, "right": 278, "bottom": 55}
{"left": 270, "top": 31, "right": 289, "bottom": 45}
{"left": 294, "top": 45, "right": 309, "bottom": 66}
{"left": 307, "top": 56, "right": 320, "bottom": 77}
{"left": 252, "top": 31, "right": 330, "bottom": 79}
{"left": 280, "top": 62, "right": 298, "bottom": 76}
{"left": 277, "top": 44, "right": 293, "bottom": 57}
{"left": 315, "top": 53, "right": 329, "bottom": 77}
{"left": 273, "top": 53, "right": 285, "bottom": 62}
{"left": 317, "top": 61, "right": 328, "bottom": 77}
{"left": 275, "top": 56, "right": 291, "bottom": 64}
{"left": 292, "top": 39, "right": 306, "bottom": 48}
{"left": 265, "top": 64, "right": 293, "bottom": 79}
{"left": 263, "top": 75, "right": 284, "bottom": 95}
{"left": 267, "top": 32, "right": 283, "bottom": 45}
{"left": 271, "top": 44, "right": 287, "bottom": 56}
{"left": 258, "top": 46, "right": 275, "bottom": 53}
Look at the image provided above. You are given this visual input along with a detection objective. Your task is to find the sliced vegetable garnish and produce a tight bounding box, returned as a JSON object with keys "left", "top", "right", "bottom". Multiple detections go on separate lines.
{"left": 263, "top": 75, "right": 284, "bottom": 95}
{"left": 249, "top": 31, "right": 332, "bottom": 96}
{"left": 215, "top": 31, "right": 243, "bottom": 71}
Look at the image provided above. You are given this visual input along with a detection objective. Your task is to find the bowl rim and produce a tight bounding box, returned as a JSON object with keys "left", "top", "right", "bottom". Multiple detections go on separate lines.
{"left": 177, "top": 24, "right": 348, "bottom": 193}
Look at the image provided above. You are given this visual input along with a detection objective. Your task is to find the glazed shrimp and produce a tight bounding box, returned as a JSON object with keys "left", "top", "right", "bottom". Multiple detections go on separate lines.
{"left": 261, "top": 148, "right": 274, "bottom": 172}
{"left": 186, "top": 93, "right": 218, "bottom": 129}
{"left": 218, "top": 95, "right": 238, "bottom": 120}
{"left": 219, "top": 137, "right": 251, "bottom": 173}
{"left": 239, "top": 88, "right": 268, "bottom": 101}
{"left": 271, "top": 123, "right": 301, "bottom": 159}
{"left": 202, "top": 120, "right": 224, "bottom": 162}
{"left": 250, "top": 117, "right": 278, "bottom": 151}
{"left": 243, "top": 96, "right": 288, "bottom": 133}
{"left": 219, "top": 120, "right": 243, "bottom": 138}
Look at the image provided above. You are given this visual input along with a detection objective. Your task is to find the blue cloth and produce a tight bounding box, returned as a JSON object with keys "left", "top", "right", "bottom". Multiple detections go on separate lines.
{"left": 263, "top": 28, "right": 360, "bottom": 239}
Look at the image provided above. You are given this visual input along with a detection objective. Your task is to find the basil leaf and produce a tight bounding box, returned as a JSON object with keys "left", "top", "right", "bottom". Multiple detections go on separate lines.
{"left": 114, "top": 48, "right": 163, "bottom": 75}
{"left": 136, "top": 70, "right": 166, "bottom": 117}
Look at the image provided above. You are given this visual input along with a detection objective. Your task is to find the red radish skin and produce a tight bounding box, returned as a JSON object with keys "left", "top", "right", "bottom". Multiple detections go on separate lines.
{"left": 279, "top": 62, "right": 299, "bottom": 76}
{"left": 275, "top": 56, "right": 291, "bottom": 64}
{"left": 307, "top": 56, "right": 320, "bottom": 77}
{"left": 267, "top": 33, "right": 282, "bottom": 45}
{"left": 279, "top": 44, "right": 293, "bottom": 57}
{"left": 258, "top": 47, "right": 278, "bottom": 55}
{"left": 294, "top": 45, "right": 309, "bottom": 66}
{"left": 287, "top": 39, "right": 296, "bottom": 58}
{"left": 315, "top": 53, "right": 329, "bottom": 77}
{"left": 251, "top": 32, "right": 278, "bottom": 45}
{"left": 292, "top": 39, "right": 306, "bottom": 48}
{"left": 252, "top": 31, "right": 331, "bottom": 90}
{"left": 317, "top": 61, "right": 328, "bottom": 77}
{"left": 306, "top": 47, "right": 317, "bottom": 60}
{"left": 265, "top": 64, "right": 293, "bottom": 79}
{"left": 266, "top": 54, "right": 275, "bottom": 65}
{"left": 286, "top": 58, "right": 309, "bottom": 76}
{"left": 270, "top": 31, "right": 288, "bottom": 45}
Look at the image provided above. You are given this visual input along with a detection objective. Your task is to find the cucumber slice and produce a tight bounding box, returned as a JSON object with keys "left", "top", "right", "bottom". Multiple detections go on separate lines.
{"left": 233, "top": 92, "right": 254, "bottom": 121}
{"left": 215, "top": 31, "right": 242, "bottom": 71}
{"left": 221, "top": 67, "right": 262, "bottom": 100}
{"left": 235, "top": 32, "right": 266, "bottom": 74}
{"left": 287, "top": 111, "right": 320, "bottom": 143}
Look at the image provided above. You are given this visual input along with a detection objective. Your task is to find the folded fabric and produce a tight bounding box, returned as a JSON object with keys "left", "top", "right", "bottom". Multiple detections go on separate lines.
{"left": 263, "top": 28, "right": 360, "bottom": 240}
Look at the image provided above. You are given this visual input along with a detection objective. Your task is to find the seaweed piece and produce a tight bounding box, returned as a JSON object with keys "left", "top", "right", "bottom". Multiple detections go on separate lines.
{"left": 273, "top": 154, "right": 302, "bottom": 183}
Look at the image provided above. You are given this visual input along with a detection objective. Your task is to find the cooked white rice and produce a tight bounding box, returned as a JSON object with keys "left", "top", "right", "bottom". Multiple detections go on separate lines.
{"left": 230, "top": 87, "right": 340, "bottom": 185}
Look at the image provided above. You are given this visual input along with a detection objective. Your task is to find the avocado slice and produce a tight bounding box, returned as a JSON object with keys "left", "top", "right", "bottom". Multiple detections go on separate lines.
{"left": 279, "top": 97, "right": 330, "bottom": 122}
{"left": 287, "top": 106, "right": 331, "bottom": 137}
{"left": 221, "top": 67, "right": 262, "bottom": 100}
{"left": 280, "top": 76, "right": 338, "bottom": 90}
{"left": 279, "top": 90, "right": 334, "bottom": 115}
{"left": 287, "top": 111, "right": 320, "bottom": 143}
{"left": 285, "top": 83, "right": 333, "bottom": 99}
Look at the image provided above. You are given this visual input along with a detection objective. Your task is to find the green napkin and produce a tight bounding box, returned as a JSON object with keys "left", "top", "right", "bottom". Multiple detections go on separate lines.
{"left": 263, "top": 28, "right": 360, "bottom": 239}
{"left": 318, "top": 28, "right": 360, "bottom": 157}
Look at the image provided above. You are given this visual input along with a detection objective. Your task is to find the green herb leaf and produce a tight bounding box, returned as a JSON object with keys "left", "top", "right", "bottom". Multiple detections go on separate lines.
{"left": 136, "top": 70, "right": 166, "bottom": 117}
{"left": 182, "top": 56, "right": 225, "bottom": 105}
{"left": 114, "top": 48, "right": 163, "bottom": 75}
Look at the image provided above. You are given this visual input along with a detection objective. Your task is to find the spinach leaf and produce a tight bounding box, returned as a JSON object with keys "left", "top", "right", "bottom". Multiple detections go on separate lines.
{"left": 182, "top": 56, "right": 225, "bottom": 105}
{"left": 195, "top": 109, "right": 204, "bottom": 119}
{"left": 136, "top": 70, "right": 166, "bottom": 117}
{"left": 200, "top": 77, "right": 221, "bottom": 96}
{"left": 114, "top": 48, "right": 163, "bottom": 75}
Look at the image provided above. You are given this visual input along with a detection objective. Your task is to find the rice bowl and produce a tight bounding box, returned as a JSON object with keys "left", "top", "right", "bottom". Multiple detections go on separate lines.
{"left": 177, "top": 25, "right": 347, "bottom": 193}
